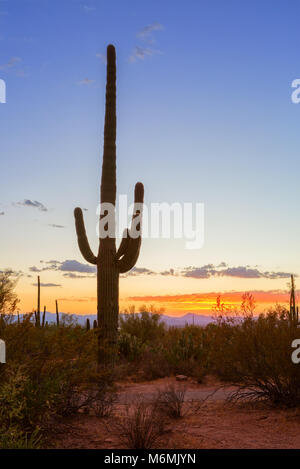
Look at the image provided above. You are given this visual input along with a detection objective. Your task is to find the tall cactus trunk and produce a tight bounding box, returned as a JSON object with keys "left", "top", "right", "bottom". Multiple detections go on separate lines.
{"left": 74, "top": 44, "right": 144, "bottom": 368}
{"left": 97, "top": 45, "right": 118, "bottom": 364}
{"left": 97, "top": 239, "right": 119, "bottom": 364}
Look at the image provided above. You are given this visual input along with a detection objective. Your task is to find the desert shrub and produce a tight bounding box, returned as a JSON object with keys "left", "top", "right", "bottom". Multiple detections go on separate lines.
{"left": 110, "top": 397, "right": 166, "bottom": 449}
{"left": 163, "top": 326, "right": 207, "bottom": 377}
{"left": 118, "top": 331, "right": 145, "bottom": 361}
{"left": 213, "top": 310, "right": 300, "bottom": 407}
{"left": 92, "top": 386, "right": 118, "bottom": 417}
{"left": 0, "top": 318, "right": 110, "bottom": 447}
{"left": 155, "top": 384, "right": 186, "bottom": 418}
{"left": 139, "top": 346, "right": 171, "bottom": 380}
{"left": 0, "top": 426, "right": 42, "bottom": 449}
{"left": 119, "top": 311, "right": 166, "bottom": 345}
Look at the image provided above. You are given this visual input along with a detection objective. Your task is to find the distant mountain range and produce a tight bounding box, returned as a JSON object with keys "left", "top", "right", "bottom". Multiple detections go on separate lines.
{"left": 18, "top": 312, "right": 215, "bottom": 328}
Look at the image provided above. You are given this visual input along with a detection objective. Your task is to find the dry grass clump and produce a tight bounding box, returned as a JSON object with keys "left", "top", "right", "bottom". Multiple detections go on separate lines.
{"left": 155, "top": 384, "right": 186, "bottom": 419}
{"left": 109, "top": 396, "right": 166, "bottom": 449}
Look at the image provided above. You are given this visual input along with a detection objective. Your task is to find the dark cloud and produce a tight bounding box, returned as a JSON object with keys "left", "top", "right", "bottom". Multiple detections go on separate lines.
{"left": 30, "top": 259, "right": 96, "bottom": 276}
{"left": 160, "top": 268, "right": 175, "bottom": 276}
{"left": 183, "top": 264, "right": 218, "bottom": 279}
{"left": 0, "top": 211, "right": 4, "bottom": 216}
{"left": 182, "top": 265, "right": 293, "bottom": 280}
{"left": 123, "top": 267, "right": 155, "bottom": 277}
{"left": 58, "top": 260, "right": 96, "bottom": 274}
{"left": 33, "top": 259, "right": 293, "bottom": 282}
{"left": 63, "top": 272, "right": 94, "bottom": 279}
{"left": 16, "top": 199, "right": 47, "bottom": 212}
{"left": 29, "top": 266, "right": 42, "bottom": 273}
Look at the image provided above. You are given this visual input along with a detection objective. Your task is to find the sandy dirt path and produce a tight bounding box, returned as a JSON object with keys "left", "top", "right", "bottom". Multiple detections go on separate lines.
{"left": 49, "top": 377, "right": 300, "bottom": 449}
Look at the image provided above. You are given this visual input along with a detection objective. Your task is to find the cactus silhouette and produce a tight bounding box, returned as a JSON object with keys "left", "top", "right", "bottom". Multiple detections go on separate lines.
{"left": 55, "top": 300, "right": 60, "bottom": 327}
{"left": 86, "top": 318, "right": 90, "bottom": 331}
{"left": 289, "top": 274, "right": 298, "bottom": 325}
{"left": 74, "top": 45, "right": 144, "bottom": 365}
{"left": 35, "top": 275, "right": 41, "bottom": 327}
{"left": 42, "top": 306, "right": 46, "bottom": 328}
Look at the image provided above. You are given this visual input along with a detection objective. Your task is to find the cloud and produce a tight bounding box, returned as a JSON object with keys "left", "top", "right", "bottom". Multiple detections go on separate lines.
{"left": 48, "top": 224, "right": 65, "bottom": 229}
{"left": 127, "top": 289, "right": 297, "bottom": 314}
{"left": 37, "top": 259, "right": 96, "bottom": 275}
{"left": 78, "top": 78, "right": 95, "bottom": 86}
{"left": 57, "top": 296, "right": 96, "bottom": 302}
{"left": 182, "top": 265, "right": 218, "bottom": 279}
{"left": 81, "top": 5, "right": 96, "bottom": 12}
{"left": 137, "top": 22, "right": 164, "bottom": 41}
{"left": 32, "top": 282, "right": 61, "bottom": 287}
{"left": 62, "top": 272, "right": 94, "bottom": 279}
{"left": 0, "top": 211, "right": 4, "bottom": 216}
{"left": 129, "top": 46, "right": 162, "bottom": 63}
{"left": 129, "top": 22, "right": 163, "bottom": 63}
{"left": 16, "top": 199, "right": 47, "bottom": 212}
{"left": 34, "top": 259, "right": 293, "bottom": 282}
{"left": 0, "top": 56, "right": 21, "bottom": 71}
{"left": 96, "top": 53, "right": 106, "bottom": 63}
{"left": 160, "top": 268, "right": 175, "bottom": 276}
{"left": 122, "top": 267, "right": 155, "bottom": 277}
{"left": 58, "top": 260, "right": 96, "bottom": 274}
{"left": 181, "top": 265, "right": 293, "bottom": 280}
{"left": 29, "top": 266, "right": 42, "bottom": 273}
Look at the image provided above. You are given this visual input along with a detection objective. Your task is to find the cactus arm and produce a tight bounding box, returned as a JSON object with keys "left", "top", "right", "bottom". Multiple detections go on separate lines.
{"left": 117, "top": 182, "right": 144, "bottom": 273}
{"left": 117, "top": 237, "right": 142, "bottom": 273}
{"left": 74, "top": 207, "right": 97, "bottom": 264}
{"left": 116, "top": 229, "right": 130, "bottom": 260}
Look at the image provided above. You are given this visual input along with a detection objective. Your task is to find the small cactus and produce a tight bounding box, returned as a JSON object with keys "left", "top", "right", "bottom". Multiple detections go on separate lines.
{"left": 55, "top": 300, "right": 60, "bottom": 327}
{"left": 35, "top": 276, "right": 41, "bottom": 327}
{"left": 86, "top": 318, "right": 90, "bottom": 331}
{"left": 74, "top": 45, "right": 144, "bottom": 365}
{"left": 42, "top": 306, "right": 46, "bottom": 328}
{"left": 289, "top": 274, "right": 298, "bottom": 325}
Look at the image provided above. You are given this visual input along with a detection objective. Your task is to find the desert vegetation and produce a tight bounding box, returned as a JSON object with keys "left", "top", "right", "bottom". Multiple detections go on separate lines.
{"left": 1, "top": 269, "right": 300, "bottom": 449}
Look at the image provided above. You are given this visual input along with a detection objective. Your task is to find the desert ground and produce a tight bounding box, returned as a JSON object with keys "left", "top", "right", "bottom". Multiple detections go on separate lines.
{"left": 49, "top": 377, "right": 300, "bottom": 449}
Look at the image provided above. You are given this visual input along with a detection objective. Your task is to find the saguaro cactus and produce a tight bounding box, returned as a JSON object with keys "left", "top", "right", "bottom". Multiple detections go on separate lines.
{"left": 55, "top": 300, "right": 60, "bottom": 327}
{"left": 289, "top": 274, "right": 298, "bottom": 325}
{"left": 42, "top": 306, "right": 46, "bottom": 328}
{"left": 74, "top": 45, "right": 144, "bottom": 365}
{"left": 36, "top": 275, "right": 40, "bottom": 327}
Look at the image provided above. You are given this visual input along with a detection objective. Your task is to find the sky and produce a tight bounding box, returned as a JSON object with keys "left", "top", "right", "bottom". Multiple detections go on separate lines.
{"left": 1, "top": 0, "right": 300, "bottom": 315}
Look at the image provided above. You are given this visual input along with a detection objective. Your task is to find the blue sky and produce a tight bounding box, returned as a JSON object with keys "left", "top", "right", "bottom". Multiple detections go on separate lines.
{"left": 1, "top": 0, "right": 300, "bottom": 314}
